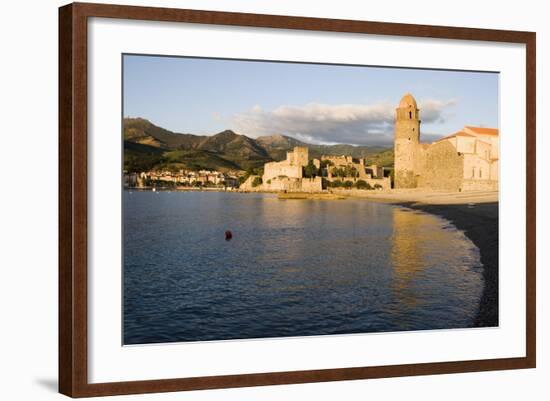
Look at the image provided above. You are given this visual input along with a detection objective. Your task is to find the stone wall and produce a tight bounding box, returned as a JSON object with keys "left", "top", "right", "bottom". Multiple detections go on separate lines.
{"left": 300, "top": 177, "right": 323, "bottom": 192}
{"left": 416, "top": 140, "right": 464, "bottom": 191}
{"left": 328, "top": 176, "right": 391, "bottom": 190}
{"left": 287, "top": 146, "right": 309, "bottom": 167}
{"left": 263, "top": 162, "right": 302, "bottom": 182}
{"left": 365, "top": 177, "right": 392, "bottom": 190}
{"left": 366, "top": 165, "right": 384, "bottom": 179}
{"left": 460, "top": 179, "right": 499, "bottom": 192}
{"left": 394, "top": 169, "right": 417, "bottom": 189}
{"left": 239, "top": 175, "right": 262, "bottom": 191}
{"left": 263, "top": 146, "right": 309, "bottom": 182}
{"left": 323, "top": 155, "right": 382, "bottom": 181}
{"left": 321, "top": 155, "right": 355, "bottom": 166}
{"left": 261, "top": 176, "right": 322, "bottom": 193}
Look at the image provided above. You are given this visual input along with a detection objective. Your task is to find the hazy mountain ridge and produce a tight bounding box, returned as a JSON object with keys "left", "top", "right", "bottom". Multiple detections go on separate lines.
{"left": 123, "top": 118, "right": 394, "bottom": 172}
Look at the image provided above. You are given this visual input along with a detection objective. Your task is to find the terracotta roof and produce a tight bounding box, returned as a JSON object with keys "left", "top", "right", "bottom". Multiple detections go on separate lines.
{"left": 465, "top": 126, "right": 499, "bottom": 136}
{"left": 434, "top": 134, "right": 455, "bottom": 142}
{"left": 434, "top": 131, "right": 474, "bottom": 142}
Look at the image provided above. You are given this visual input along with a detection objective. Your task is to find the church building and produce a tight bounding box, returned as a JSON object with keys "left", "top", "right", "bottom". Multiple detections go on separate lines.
{"left": 394, "top": 93, "right": 499, "bottom": 192}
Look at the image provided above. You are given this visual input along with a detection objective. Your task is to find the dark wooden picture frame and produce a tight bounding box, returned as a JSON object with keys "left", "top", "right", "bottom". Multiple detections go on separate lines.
{"left": 59, "top": 2, "right": 536, "bottom": 397}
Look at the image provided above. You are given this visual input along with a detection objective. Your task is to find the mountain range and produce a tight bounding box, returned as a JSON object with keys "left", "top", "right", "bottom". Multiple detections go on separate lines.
{"left": 124, "top": 118, "right": 393, "bottom": 172}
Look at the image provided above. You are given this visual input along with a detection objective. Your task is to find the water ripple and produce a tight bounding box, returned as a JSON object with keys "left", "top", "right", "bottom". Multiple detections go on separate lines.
{"left": 124, "top": 191, "right": 483, "bottom": 344}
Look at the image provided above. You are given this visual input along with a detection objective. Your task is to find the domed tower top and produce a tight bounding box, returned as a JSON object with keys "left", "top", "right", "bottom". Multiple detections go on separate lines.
{"left": 396, "top": 93, "right": 420, "bottom": 121}
{"left": 398, "top": 93, "right": 418, "bottom": 109}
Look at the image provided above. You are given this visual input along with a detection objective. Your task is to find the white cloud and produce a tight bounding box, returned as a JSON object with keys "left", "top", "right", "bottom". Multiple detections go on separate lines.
{"left": 231, "top": 99, "right": 457, "bottom": 146}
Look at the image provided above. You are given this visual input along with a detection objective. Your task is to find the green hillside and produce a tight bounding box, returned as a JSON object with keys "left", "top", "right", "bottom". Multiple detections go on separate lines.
{"left": 161, "top": 149, "right": 242, "bottom": 171}
{"left": 123, "top": 118, "right": 394, "bottom": 172}
{"left": 256, "top": 134, "right": 388, "bottom": 161}
{"left": 365, "top": 149, "right": 395, "bottom": 167}
{"left": 124, "top": 141, "right": 243, "bottom": 173}
{"left": 124, "top": 141, "right": 165, "bottom": 172}
{"left": 124, "top": 117, "right": 201, "bottom": 149}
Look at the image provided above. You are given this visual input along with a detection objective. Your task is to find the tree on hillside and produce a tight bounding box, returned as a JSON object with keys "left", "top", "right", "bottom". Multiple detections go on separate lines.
{"left": 252, "top": 176, "right": 263, "bottom": 187}
{"left": 239, "top": 166, "right": 264, "bottom": 184}
{"left": 331, "top": 167, "right": 345, "bottom": 178}
{"left": 355, "top": 180, "right": 371, "bottom": 190}
{"left": 303, "top": 160, "right": 320, "bottom": 178}
{"left": 344, "top": 166, "right": 359, "bottom": 178}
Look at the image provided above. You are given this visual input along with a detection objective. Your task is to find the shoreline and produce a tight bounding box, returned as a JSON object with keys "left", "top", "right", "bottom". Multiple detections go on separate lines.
{"left": 126, "top": 186, "right": 237, "bottom": 192}
{"left": 405, "top": 202, "right": 499, "bottom": 328}
{"left": 126, "top": 187, "right": 498, "bottom": 327}
{"left": 261, "top": 188, "right": 499, "bottom": 328}
{"left": 350, "top": 191, "right": 499, "bottom": 328}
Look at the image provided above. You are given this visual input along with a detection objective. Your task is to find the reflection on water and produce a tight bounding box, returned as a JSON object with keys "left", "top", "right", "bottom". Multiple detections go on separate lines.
{"left": 391, "top": 208, "right": 427, "bottom": 310}
{"left": 388, "top": 208, "right": 483, "bottom": 331}
{"left": 124, "top": 191, "right": 483, "bottom": 344}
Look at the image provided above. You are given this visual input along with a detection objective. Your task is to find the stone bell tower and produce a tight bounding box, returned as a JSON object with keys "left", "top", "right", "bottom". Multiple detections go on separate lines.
{"left": 394, "top": 93, "right": 420, "bottom": 188}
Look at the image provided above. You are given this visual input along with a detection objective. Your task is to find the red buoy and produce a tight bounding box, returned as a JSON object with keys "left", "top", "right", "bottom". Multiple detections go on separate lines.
{"left": 225, "top": 230, "right": 233, "bottom": 241}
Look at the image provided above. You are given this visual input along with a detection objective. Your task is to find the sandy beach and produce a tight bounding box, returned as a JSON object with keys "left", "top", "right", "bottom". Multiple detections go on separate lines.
{"left": 340, "top": 189, "right": 499, "bottom": 327}
{"left": 335, "top": 188, "right": 499, "bottom": 205}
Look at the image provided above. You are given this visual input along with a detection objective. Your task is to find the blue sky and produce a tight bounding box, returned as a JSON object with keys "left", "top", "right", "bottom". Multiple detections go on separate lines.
{"left": 123, "top": 54, "right": 499, "bottom": 146}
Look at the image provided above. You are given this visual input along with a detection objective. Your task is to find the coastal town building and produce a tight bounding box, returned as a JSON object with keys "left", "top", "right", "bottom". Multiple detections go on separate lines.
{"left": 124, "top": 169, "right": 240, "bottom": 188}
{"left": 394, "top": 93, "right": 499, "bottom": 191}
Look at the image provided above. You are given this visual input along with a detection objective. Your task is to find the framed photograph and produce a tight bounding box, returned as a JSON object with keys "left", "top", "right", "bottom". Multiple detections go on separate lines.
{"left": 59, "top": 2, "right": 536, "bottom": 397}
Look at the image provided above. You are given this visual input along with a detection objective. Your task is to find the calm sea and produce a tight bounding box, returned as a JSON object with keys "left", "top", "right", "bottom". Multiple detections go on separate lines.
{"left": 123, "top": 191, "right": 483, "bottom": 345}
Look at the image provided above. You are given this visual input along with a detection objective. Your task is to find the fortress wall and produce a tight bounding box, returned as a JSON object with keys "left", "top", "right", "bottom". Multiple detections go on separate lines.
{"left": 326, "top": 174, "right": 373, "bottom": 182}
{"left": 262, "top": 177, "right": 297, "bottom": 191}
{"left": 293, "top": 147, "right": 309, "bottom": 167}
{"left": 263, "top": 163, "right": 302, "bottom": 181}
{"left": 365, "top": 177, "right": 391, "bottom": 190}
{"left": 356, "top": 167, "right": 371, "bottom": 179}
{"left": 286, "top": 147, "right": 309, "bottom": 167}
{"left": 262, "top": 176, "right": 322, "bottom": 192}
{"left": 300, "top": 177, "right": 323, "bottom": 193}
{"left": 394, "top": 170, "right": 417, "bottom": 188}
{"left": 239, "top": 175, "right": 262, "bottom": 192}
{"left": 416, "top": 141, "right": 464, "bottom": 191}
{"left": 366, "top": 165, "right": 384, "bottom": 179}
{"left": 413, "top": 145, "right": 427, "bottom": 178}
{"left": 327, "top": 176, "right": 391, "bottom": 190}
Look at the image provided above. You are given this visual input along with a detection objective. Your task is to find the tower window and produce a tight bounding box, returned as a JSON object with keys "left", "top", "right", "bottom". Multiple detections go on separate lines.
{"left": 409, "top": 111, "right": 412, "bottom": 119}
